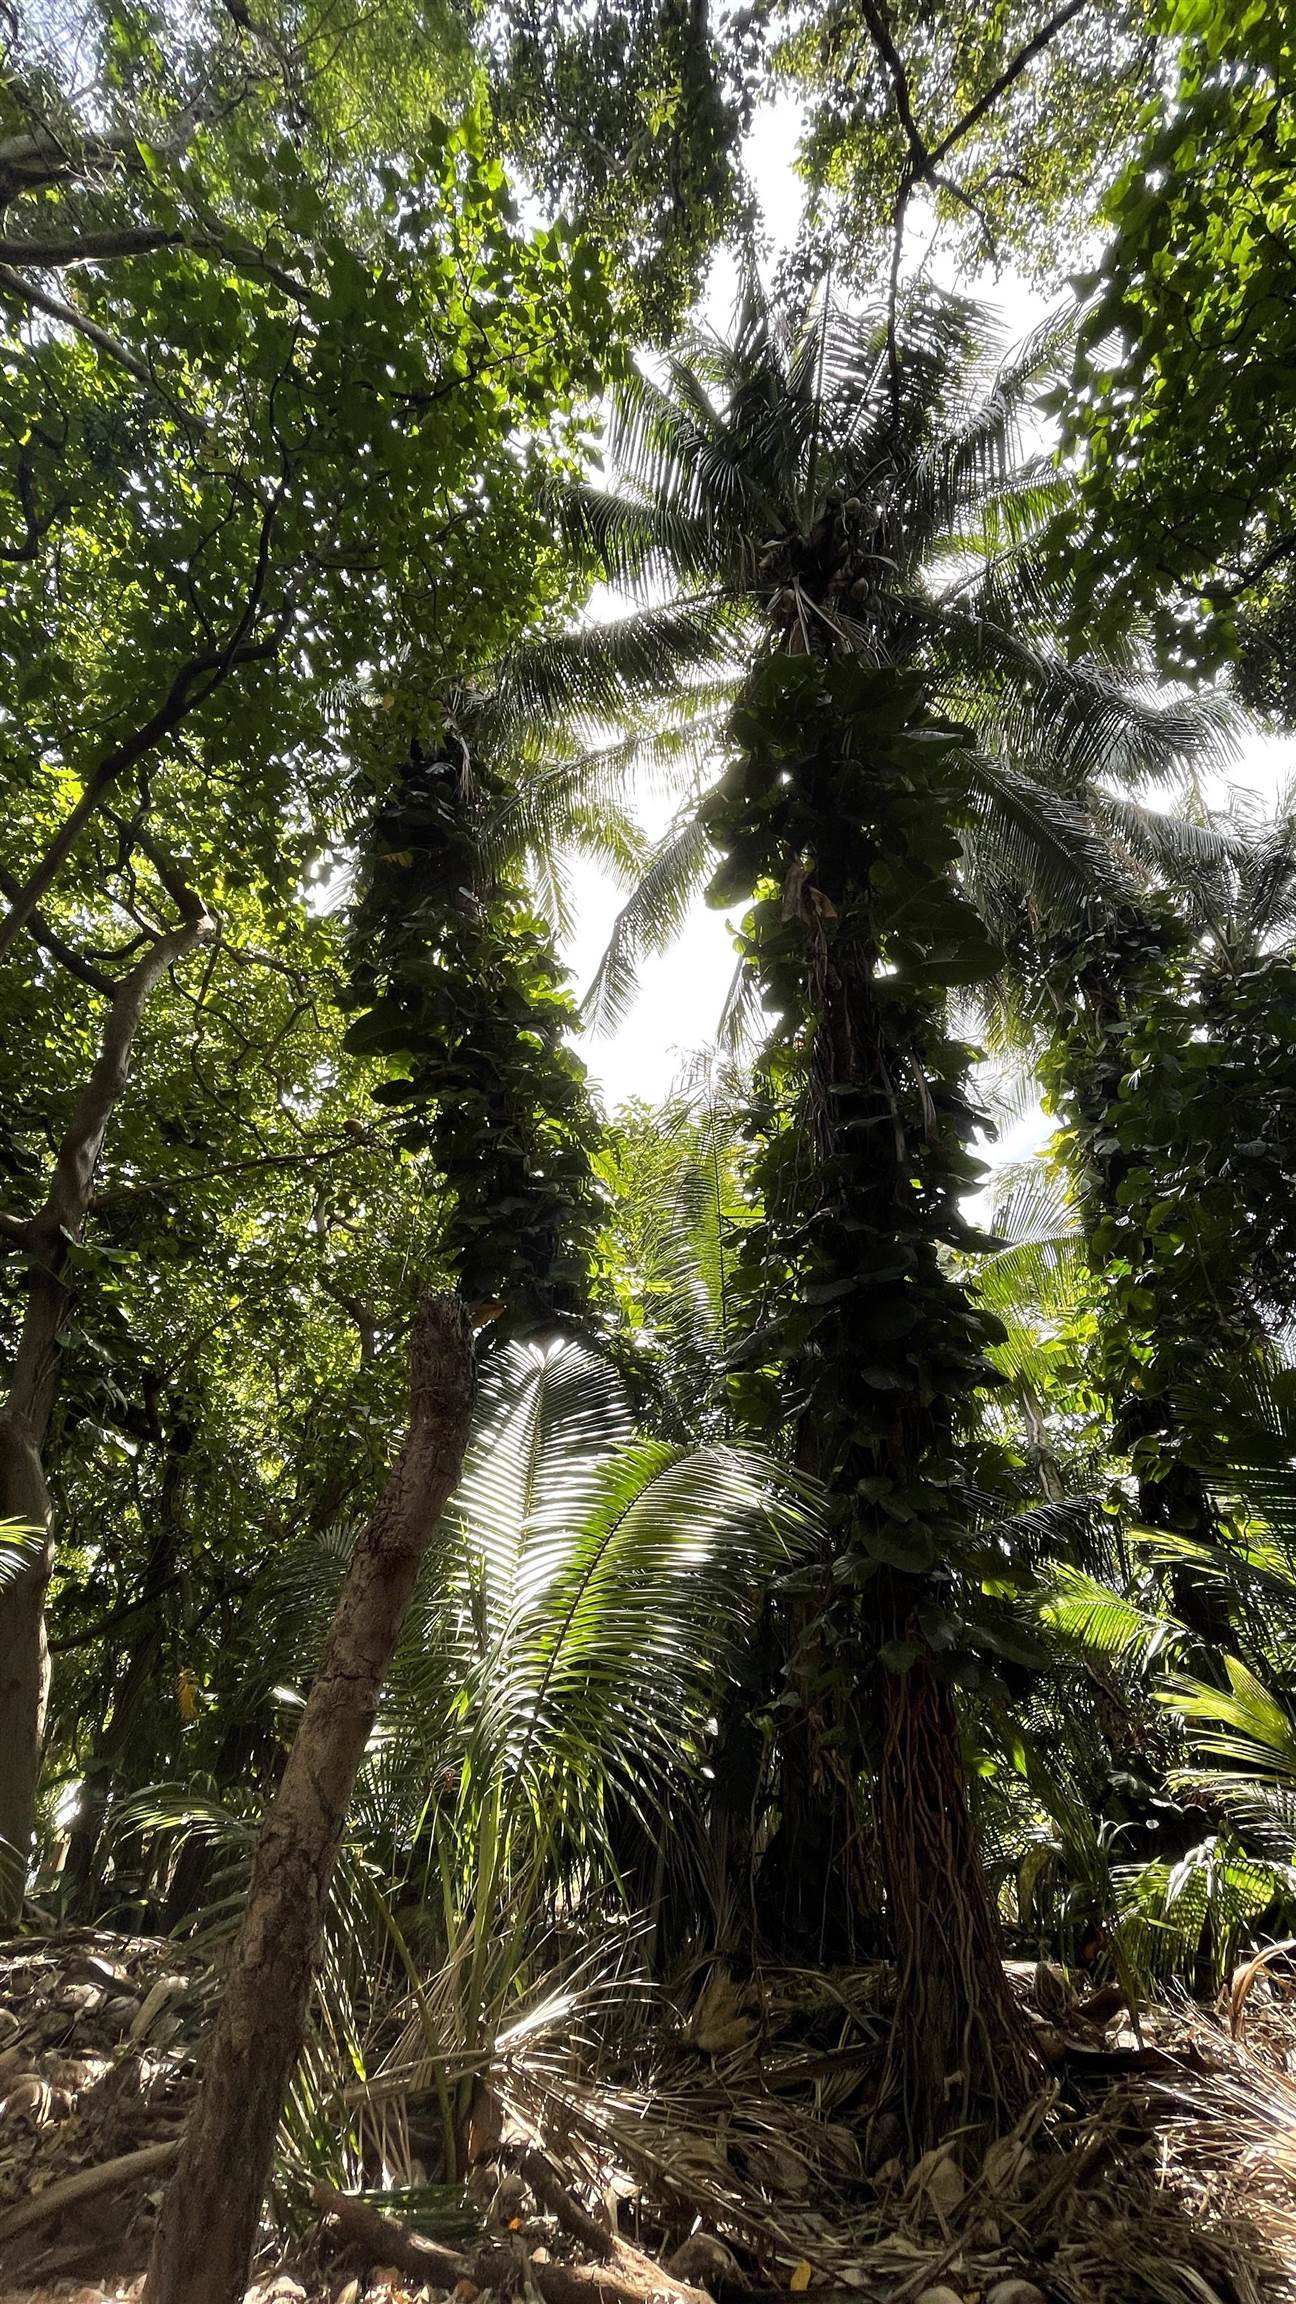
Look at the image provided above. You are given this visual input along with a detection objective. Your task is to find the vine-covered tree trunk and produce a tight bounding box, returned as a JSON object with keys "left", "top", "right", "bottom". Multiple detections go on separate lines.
{"left": 145, "top": 1294, "right": 475, "bottom": 2304}
{"left": 0, "top": 901, "right": 210, "bottom": 1918}
{"left": 713, "top": 655, "right": 1034, "bottom": 2148}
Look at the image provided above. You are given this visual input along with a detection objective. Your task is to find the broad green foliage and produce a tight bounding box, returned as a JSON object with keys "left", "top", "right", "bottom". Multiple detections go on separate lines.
{"left": 14, "top": 0, "right": 1296, "bottom": 2119}
{"left": 0, "top": 0, "right": 623, "bottom": 1905}
{"left": 482, "top": 0, "right": 748, "bottom": 335}
{"left": 1, "top": 4, "right": 613, "bottom": 921}
{"left": 133, "top": 1335, "right": 817, "bottom": 2187}
{"left": 1062, "top": 1, "right": 1296, "bottom": 669}
{"left": 1039, "top": 901, "right": 1296, "bottom": 1532}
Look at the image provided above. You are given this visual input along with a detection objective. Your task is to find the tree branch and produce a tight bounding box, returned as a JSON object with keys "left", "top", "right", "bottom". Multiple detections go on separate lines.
{"left": 856, "top": 0, "right": 929, "bottom": 178}
{"left": 0, "top": 228, "right": 182, "bottom": 267}
{"left": 0, "top": 226, "right": 311, "bottom": 303}
{"left": 858, "top": 0, "right": 1093, "bottom": 436}
{"left": 0, "top": 262, "right": 193, "bottom": 414}
{"left": 0, "top": 483, "right": 286, "bottom": 963}
{"left": 5, "top": 892, "right": 214, "bottom": 1441}
{"left": 926, "top": 0, "right": 1090, "bottom": 175}
{"left": 0, "top": 866, "right": 118, "bottom": 994}
{"left": 0, "top": 107, "right": 204, "bottom": 203}
{"left": 0, "top": 434, "right": 69, "bottom": 562}
{"left": 48, "top": 1577, "right": 183, "bottom": 1655}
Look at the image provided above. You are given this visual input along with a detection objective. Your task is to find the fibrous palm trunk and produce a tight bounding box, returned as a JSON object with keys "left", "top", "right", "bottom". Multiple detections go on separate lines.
{"left": 878, "top": 1628, "right": 1028, "bottom": 2137}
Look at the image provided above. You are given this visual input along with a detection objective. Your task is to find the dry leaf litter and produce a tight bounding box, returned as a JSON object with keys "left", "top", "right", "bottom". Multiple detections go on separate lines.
{"left": 3, "top": 1934, "right": 1296, "bottom": 2304}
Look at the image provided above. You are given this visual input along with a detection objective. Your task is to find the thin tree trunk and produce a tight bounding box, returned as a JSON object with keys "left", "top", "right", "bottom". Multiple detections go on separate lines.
{"left": 0, "top": 899, "right": 211, "bottom": 1917}
{"left": 0, "top": 1416, "right": 51, "bottom": 1915}
{"left": 63, "top": 1445, "right": 189, "bottom": 1904}
{"left": 144, "top": 1293, "right": 476, "bottom": 2304}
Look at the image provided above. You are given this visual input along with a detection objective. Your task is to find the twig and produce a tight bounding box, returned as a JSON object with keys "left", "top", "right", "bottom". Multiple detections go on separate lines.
{"left": 311, "top": 2184, "right": 714, "bottom": 2304}
{"left": 0, "top": 2139, "right": 179, "bottom": 2244}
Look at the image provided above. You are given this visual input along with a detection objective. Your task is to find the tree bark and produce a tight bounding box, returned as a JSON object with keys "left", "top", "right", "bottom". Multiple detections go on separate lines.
{"left": 0, "top": 1417, "right": 51, "bottom": 1916}
{"left": 878, "top": 1642, "right": 1030, "bottom": 2146}
{"left": 63, "top": 1443, "right": 189, "bottom": 1904}
{"left": 144, "top": 1293, "right": 476, "bottom": 2304}
{"left": 0, "top": 901, "right": 212, "bottom": 1918}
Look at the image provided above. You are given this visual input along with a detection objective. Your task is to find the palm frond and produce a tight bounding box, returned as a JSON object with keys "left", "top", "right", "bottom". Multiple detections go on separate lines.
{"left": 1043, "top": 1566, "right": 1185, "bottom": 1668}
{"left": 0, "top": 1517, "right": 43, "bottom": 1591}
{"left": 581, "top": 817, "right": 717, "bottom": 1034}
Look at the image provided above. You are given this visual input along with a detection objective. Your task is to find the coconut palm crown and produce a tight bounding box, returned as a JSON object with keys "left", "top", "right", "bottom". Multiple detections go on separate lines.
{"left": 503, "top": 275, "right": 1235, "bottom": 1029}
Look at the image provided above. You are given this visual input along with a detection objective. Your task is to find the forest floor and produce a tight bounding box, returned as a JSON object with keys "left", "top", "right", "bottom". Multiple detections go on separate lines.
{"left": 2, "top": 1931, "right": 1295, "bottom": 2304}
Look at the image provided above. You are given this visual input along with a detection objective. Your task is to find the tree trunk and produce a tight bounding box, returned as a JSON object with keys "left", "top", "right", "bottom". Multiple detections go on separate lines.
{"left": 144, "top": 1293, "right": 476, "bottom": 2304}
{"left": 63, "top": 1446, "right": 189, "bottom": 1906}
{"left": 0, "top": 899, "right": 211, "bottom": 1919}
{"left": 878, "top": 1643, "right": 1030, "bottom": 2147}
{"left": 0, "top": 1416, "right": 51, "bottom": 1915}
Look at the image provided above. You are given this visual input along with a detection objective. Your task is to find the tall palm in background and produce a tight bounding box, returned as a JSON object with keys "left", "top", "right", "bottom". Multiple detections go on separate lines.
{"left": 512, "top": 279, "right": 1230, "bottom": 1029}
{"left": 498, "top": 276, "right": 1242, "bottom": 2140}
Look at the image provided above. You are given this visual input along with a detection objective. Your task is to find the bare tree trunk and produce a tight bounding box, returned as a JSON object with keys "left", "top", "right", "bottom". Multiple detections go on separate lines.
{"left": 63, "top": 1444, "right": 189, "bottom": 1904}
{"left": 144, "top": 1294, "right": 476, "bottom": 2304}
{"left": 0, "top": 1416, "right": 51, "bottom": 1915}
{"left": 0, "top": 900, "right": 211, "bottom": 1918}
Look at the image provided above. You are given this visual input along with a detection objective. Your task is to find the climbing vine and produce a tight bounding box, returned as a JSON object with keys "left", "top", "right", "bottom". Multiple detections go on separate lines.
{"left": 344, "top": 734, "right": 604, "bottom": 1324}
{"left": 704, "top": 650, "right": 1034, "bottom": 2136}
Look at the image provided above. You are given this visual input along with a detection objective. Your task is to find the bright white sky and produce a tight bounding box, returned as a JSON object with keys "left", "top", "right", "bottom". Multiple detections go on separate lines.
{"left": 563, "top": 96, "right": 1295, "bottom": 1115}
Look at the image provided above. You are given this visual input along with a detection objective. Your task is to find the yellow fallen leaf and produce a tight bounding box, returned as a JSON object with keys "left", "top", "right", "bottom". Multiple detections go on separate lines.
{"left": 789, "top": 2263, "right": 813, "bottom": 2292}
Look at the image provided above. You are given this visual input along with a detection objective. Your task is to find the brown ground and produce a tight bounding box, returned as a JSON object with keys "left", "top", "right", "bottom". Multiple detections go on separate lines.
{"left": 4, "top": 1933, "right": 1296, "bottom": 2304}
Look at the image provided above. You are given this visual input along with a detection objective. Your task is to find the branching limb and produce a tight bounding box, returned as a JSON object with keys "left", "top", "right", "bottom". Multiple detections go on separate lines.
{"left": 0, "top": 866, "right": 118, "bottom": 994}
{"left": 0, "top": 435, "right": 69, "bottom": 563}
{"left": 0, "top": 262, "right": 193, "bottom": 413}
{"left": 855, "top": 0, "right": 1094, "bottom": 430}
{"left": 0, "top": 227, "right": 311, "bottom": 303}
{"left": 6, "top": 889, "right": 215, "bottom": 1438}
{"left": 0, "top": 480, "right": 287, "bottom": 963}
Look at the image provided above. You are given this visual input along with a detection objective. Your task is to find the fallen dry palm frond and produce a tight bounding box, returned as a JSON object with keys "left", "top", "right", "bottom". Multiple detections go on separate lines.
{"left": 9, "top": 1934, "right": 1296, "bottom": 2304}
{"left": 1150, "top": 2019, "right": 1296, "bottom": 2267}
{"left": 347, "top": 1953, "right": 1296, "bottom": 2302}
{"left": 353, "top": 1957, "right": 886, "bottom": 2266}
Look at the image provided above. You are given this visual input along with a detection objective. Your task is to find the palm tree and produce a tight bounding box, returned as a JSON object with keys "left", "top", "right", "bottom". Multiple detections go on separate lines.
{"left": 128, "top": 1332, "right": 817, "bottom": 2192}
{"left": 499, "top": 276, "right": 1233, "bottom": 2143}
{"left": 530, "top": 280, "right": 1229, "bottom": 1009}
